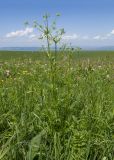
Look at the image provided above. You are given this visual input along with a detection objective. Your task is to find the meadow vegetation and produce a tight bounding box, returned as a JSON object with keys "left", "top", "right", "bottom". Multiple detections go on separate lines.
{"left": 0, "top": 50, "right": 114, "bottom": 160}
{"left": 0, "top": 14, "right": 114, "bottom": 160}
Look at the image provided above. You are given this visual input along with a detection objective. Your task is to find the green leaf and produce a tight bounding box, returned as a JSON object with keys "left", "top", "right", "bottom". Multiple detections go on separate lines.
{"left": 27, "top": 130, "right": 46, "bottom": 160}
{"left": 0, "top": 147, "right": 9, "bottom": 160}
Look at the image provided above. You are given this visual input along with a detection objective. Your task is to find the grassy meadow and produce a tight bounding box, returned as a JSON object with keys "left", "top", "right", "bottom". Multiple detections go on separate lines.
{"left": 0, "top": 50, "right": 114, "bottom": 160}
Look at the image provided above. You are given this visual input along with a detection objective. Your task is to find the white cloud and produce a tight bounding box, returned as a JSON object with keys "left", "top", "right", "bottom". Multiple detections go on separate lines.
{"left": 62, "top": 34, "right": 79, "bottom": 40}
{"left": 6, "top": 27, "right": 34, "bottom": 38}
{"left": 4, "top": 27, "right": 114, "bottom": 45}
{"left": 106, "top": 33, "right": 111, "bottom": 37}
{"left": 91, "top": 28, "right": 114, "bottom": 41}
{"left": 82, "top": 36, "right": 89, "bottom": 40}
{"left": 29, "top": 34, "right": 37, "bottom": 38}
{"left": 93, "top": 28, "right": 114, "bottom": 40}
{"left": 111, "top": 29, "right": 114, "bottom": 35}
{"left": 93, "top": 35, "right": 109, "bottom": 40}
{"left": 93, "top": 35, "right": 101, "bottom": 40}
{"left": 101, "top": 36, "right": 108, "bottom": 40}
{"left": 62, "top": 28, "right": 114, "bottom": 42}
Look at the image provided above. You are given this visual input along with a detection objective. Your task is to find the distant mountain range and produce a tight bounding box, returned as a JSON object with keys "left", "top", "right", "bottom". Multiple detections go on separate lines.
{"left": 96, "top": 46, "right": 114, "bottom": 51}
{"left": 0, "top": 46, "right": 114, "bottom": 51}
{"left": 81, "top": 46, "right": 114, "bottom": 51}
{"left": 0, "top": 47, "right": 41, "bottom": 51}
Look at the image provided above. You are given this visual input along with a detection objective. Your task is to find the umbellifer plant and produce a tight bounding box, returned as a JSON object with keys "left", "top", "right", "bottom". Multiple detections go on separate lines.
{"left": 25, "top": 13, "right": 65, "bottom": 100}
{"left": 25, "top": 13, "right": 65, "bottom": 61}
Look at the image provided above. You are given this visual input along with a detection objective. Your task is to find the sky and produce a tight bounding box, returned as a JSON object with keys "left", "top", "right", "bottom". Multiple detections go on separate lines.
{"left": 0, "top": 0, "right": 114, "bottom": 48}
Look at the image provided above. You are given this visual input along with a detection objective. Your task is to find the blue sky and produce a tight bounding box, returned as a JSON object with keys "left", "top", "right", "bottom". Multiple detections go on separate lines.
{"left": 0, "top": 0, "right": 114, "bottom": 48}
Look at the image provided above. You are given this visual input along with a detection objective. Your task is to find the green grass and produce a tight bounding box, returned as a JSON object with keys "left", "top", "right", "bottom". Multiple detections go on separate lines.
{"left": 0, "top": 51, "right": 114, "bottom": 160}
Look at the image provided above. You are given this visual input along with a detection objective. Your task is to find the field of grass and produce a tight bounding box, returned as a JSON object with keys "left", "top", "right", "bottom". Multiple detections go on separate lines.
{"left": 0, "top": 50, "right": 114, "bottom": 160}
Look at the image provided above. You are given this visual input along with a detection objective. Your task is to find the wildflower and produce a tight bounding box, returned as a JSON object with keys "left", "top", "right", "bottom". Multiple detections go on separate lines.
{"left": 91, "top": 68, "right": 95, "bottom": 71}
{"left": 98, "top": 65, "right": 102, "bottom": 68}
{"left": 106, "top": 74, "right": 110, "bottom": 79}
{"left": 22, "top": 70, "right": 28, "bottom": 74}
{"left": 4, "top": 70, "right": 11, "bottom": 78}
